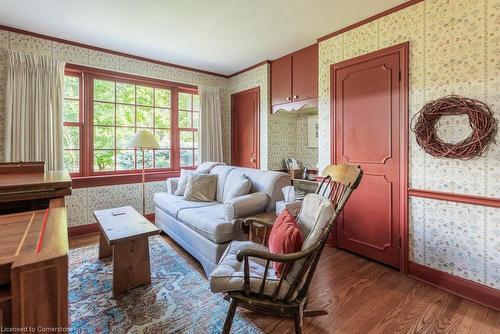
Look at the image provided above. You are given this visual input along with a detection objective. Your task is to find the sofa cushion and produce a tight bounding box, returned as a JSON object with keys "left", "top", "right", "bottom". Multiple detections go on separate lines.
{"left": 224, "top": 168, "right": 291, "bottom": 211}
{"left": 177, "top": 204, "right": 234, "bottom": 244}
{"left": 153, "top": 193, "right": 216, "bottom": 218}
{"left": 174, "top": 169, "right": 194, "bottom": 196}
{"left": 184, "top": 173, "right": 217, "bottom": 202}
{"left": 208, "top": 165, "right": 236, "bottom": 203}
{"left": 209, "top": 241, "right": 290, "bottom": 300}
{"left": 223, "top": 174, "right": 251, "bottom": 203}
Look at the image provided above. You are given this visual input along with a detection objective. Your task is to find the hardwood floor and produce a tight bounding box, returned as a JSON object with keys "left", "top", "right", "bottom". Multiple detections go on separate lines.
{"left": 69, "top": 233, "right": 500, "bottom": 334}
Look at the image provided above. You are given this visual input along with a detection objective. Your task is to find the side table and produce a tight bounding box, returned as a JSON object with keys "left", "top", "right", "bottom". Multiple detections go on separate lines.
{"left": 239, "top": 212, "right": 277, "bottom": 246}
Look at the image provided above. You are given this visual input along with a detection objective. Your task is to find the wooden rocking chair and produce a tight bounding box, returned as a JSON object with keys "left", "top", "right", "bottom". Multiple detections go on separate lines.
{"left": 209, "top": 163, "right": 363, "bottom": 334}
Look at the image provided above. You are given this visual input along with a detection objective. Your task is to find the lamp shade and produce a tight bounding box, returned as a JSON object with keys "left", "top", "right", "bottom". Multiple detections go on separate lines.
{"left": 126, "top": 130, "right": 160, "bottom": 149}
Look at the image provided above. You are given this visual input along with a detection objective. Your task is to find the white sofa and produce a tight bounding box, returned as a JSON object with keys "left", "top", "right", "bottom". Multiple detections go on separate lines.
{"left": 153, "top": 165, "right": 291, "bottom": 276}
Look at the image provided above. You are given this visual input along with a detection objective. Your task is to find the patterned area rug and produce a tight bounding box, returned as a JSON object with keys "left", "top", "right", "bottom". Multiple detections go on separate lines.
{"left": 69, "top": 235, "right": 262, "bottom": 334}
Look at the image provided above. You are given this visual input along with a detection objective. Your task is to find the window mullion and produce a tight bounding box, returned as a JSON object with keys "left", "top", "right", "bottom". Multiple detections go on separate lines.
{"left": 172, "top": 87, "right": 180, "bottom": 171}
{"left": 84, "top": 73, "right": 93, "bottom": 176}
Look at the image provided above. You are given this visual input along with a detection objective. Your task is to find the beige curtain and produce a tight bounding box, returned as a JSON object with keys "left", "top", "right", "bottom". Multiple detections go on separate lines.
{"left": 199, "top": 86, "right": 223, "bottom": 162}
{"left": 4, "top": 51, "right": 65, "bottom": 170}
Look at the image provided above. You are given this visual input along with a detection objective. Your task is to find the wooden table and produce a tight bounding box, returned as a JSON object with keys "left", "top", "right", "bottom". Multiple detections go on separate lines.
{"left": 94, "top": 206, "right": 159, "bottom": 297}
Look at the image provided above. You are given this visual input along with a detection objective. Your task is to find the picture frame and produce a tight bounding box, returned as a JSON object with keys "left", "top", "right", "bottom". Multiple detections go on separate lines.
{"left": 307, "top": 115, "right": 318, "bottom": 148}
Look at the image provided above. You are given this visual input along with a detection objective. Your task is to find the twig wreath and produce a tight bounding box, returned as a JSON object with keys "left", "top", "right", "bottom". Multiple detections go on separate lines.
{"left": 411, "top": 95, "right": 497, "bottom": 160}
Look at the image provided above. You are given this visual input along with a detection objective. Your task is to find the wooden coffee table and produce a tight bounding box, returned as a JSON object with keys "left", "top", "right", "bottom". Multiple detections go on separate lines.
{"left": 94, "top": 206, "right": 159, "bottom": 297}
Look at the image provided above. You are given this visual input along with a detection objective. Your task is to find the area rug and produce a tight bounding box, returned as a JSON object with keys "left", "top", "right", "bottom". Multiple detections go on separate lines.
{"left": 69, "top": 235, "right": 262, "bottom": 334}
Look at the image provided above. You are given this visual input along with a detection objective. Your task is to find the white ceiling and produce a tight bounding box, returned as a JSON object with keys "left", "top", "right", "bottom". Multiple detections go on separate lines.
{"left": 0, "top": 0, "right": 408, "bottom": 76}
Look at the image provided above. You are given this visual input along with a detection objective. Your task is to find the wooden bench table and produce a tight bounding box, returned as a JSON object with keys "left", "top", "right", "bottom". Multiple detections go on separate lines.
{"left": 94, "top": 206, "right": 159, "bottom": 297}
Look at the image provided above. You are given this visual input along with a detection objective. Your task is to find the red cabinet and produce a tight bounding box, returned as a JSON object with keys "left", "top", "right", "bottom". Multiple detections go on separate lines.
{"left": 292, "top": 44, "right": 318, "bottom": 101}
{"left": 271, "top": 55, "right": 292, "bottom": 106}
{"left": 271, "top": 44, "right": 318, "bottom": 113}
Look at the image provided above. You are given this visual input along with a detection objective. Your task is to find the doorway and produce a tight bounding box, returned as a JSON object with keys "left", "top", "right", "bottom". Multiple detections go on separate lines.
{"left": 231, "top": 87, "right": 260, "bottom": 169}
{"left": 330, "top": 42, "right": 408, "bottom": 270}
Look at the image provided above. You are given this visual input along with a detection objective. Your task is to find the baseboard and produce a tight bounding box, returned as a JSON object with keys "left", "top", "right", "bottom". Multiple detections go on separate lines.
{"left": 68, "top": 223, "right": 99, "bottom": 237}
{"left": 408, "top": 261, "right": 500, "bottom": 311}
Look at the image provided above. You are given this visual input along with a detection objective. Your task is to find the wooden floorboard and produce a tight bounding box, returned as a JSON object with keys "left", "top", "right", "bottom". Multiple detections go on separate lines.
{"left": 69, "top": 232, "right": 500, "bottom": 333}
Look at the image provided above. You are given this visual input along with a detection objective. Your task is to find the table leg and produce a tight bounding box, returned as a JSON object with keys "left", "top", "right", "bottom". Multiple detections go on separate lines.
{"left": 112, "top": 238, "right": 151, "bottom": 297}
{"left": 98, "top": 230, "right": 112, "bottom": 259}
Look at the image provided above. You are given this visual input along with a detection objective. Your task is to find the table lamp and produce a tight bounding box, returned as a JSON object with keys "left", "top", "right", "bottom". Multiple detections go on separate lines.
{"left": 127, "top": 130, "right": 160, "bottom": 215}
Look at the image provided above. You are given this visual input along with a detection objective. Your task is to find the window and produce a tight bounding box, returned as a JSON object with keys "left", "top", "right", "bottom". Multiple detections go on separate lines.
{"left": 178, "top": 91, "right": 200, "bottom": 167}
{"left": 92, "top": 78, "right": 172, "bottom": 172}
{"left": 63, "top": 74, "right": 82, "bottom": 174}
{"left": 62, "top": 66, "right": 200, "bottom": 178}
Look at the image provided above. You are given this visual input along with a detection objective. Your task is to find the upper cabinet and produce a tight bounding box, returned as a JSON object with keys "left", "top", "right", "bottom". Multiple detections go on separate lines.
{"left": 271, "top": 44, "right": 318, "bottom": 113}
{"left": 292, "top": 45, "right": 318, "bottom": 102}
{"left": 271, "top": 55, "right": 292, "bottom": 106}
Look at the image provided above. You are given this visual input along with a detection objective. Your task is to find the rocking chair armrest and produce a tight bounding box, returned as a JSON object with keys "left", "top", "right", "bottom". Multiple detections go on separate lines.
{"left": 236, "top": 243, "right": 320, "bottom": 263}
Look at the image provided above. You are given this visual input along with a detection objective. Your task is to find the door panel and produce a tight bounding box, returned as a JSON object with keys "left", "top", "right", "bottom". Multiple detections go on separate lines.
{"left": 271, "top": 55, "right": 292, "bottom": 106}
{"left": 332, "top": 49, "right": 402, "bottom": 268}
{"left": 231, "top": 88, "right": 259, "bottom": 169}
{"left": 292, "top": 44, "right": 318, "bottom": 102}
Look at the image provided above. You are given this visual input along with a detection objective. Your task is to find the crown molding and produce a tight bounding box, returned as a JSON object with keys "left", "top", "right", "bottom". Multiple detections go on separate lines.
{"left": 317, "top": 0, "right": 424, "bottom": 42}
{"left": 0, "top": 24, "right": 228, "bottom": 78}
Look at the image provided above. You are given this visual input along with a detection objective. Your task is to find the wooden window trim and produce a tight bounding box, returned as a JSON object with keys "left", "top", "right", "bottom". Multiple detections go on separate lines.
{"left": 64, "top": 64, "right": 199, "bottom": 186}
{"left": 178, "top": 91, "right": 200, "bottom": 167}
{"left": 63, "top": 71, "right": 84, "bottom": 177}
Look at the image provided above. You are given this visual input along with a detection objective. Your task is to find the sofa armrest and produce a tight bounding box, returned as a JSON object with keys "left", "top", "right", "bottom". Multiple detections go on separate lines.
{"left": 223, "top": 192, "right": 268, "bottom": 221}
{"left": 166, "top": 177, "right": 180, "bottom": 194}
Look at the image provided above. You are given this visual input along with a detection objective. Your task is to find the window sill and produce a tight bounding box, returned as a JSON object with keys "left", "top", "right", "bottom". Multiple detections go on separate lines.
{"left": 71, "top": 170, "right": 181, "bottom": 189}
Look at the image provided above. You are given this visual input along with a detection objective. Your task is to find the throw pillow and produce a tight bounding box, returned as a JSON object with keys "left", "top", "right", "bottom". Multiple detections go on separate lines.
{"left": 184, "top": 173, "right": 218, "bottom": 202}
{"left": 174, "top": 169, "right": 194, "bottom": 196}
{"left": 268, "top": 209, "right": 303, "bottom": 277}
{"left": 223, "top": 175, "right": 251, "bottom": 202}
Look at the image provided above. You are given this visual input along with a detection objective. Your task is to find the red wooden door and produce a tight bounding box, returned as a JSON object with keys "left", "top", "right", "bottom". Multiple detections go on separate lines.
{"left": 271, "top": 55, "right": 292, "bottom": 106}
{"left": 292, "top": 44, "right": 318, "bottom": 102}
{"left": 332, "top": 45, "right": 407, "bottom": 269}
{"left": 231, "top": 88, "right": 260, "bottom": 169}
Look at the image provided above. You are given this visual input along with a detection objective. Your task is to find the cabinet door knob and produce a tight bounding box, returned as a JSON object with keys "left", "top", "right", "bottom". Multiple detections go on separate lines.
{"left": 286, "top": 97, "right": 291, "bottom": 101}
{"left": 293, "top": 95, "right": 298, "bottom": 99}
{"left": 250, "top": 157, "right": 256, "bottom": 162}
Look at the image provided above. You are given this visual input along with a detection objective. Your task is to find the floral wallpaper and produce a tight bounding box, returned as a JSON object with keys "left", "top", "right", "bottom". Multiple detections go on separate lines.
{"left": 66, "top": 181, "right": 167, "bottom": 227}
{"left": 266, "top": 110, "right": 318, "bottom": 170}
{"left": 295, "top": 111, "right": 318, "bottom": 169}
{"left": 267, "top": 110, "right": 297, "bottom": 170}
{"left": 318, "top": 0, "right": 499, "bottom": 289}
{"left": 410, "top": 197, "right": 500, "bottom": 289}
